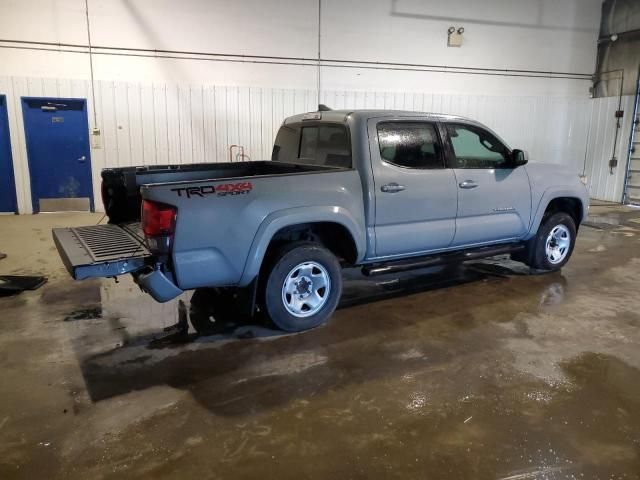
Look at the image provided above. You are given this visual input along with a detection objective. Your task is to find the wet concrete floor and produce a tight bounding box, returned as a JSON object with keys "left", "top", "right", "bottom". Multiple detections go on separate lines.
{"left": 1, "top": 206, "right": 640, "bottom": 479}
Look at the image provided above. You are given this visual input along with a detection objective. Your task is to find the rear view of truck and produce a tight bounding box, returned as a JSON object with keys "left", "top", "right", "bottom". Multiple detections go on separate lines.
{"left": 53, "top": 112, "right": 364, "bottom": 332}
{"left": 53, "top": 165, "right": 185, "bottom": 302}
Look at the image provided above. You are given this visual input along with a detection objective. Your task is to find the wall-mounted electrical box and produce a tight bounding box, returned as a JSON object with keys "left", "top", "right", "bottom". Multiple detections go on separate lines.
{"left": 447, "top": 27, "right": 464, "bottom": 47}
{"left": 448, "top": 33, "right": 463, "bottom": 47}
{"left": 91, "top": 128, "right": 102, "bottom": 149}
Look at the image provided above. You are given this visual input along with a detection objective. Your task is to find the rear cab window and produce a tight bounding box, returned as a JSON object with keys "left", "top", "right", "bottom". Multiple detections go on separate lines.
{"left": 272, "top": 123, "right": 352, "bottom": 168}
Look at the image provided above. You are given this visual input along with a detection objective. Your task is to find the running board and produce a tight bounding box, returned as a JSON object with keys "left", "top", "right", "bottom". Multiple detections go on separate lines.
{"left": 361, "top": 243, "right": 525, "bottom": 277}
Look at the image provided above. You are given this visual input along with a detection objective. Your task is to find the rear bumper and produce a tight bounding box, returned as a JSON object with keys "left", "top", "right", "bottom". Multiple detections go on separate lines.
{"left": 52, "top": 223, "right": 183, "bottom": 303}
{"left": 134, "top": 267, "right": 183, "bottom": 303}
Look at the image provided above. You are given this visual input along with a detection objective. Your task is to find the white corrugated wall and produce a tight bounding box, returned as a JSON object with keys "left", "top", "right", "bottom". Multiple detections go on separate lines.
{"left": 1, "top": 74, "right": 627, "bottom": 213}
{"left": 0, "top": 76, "right": 319, "bottom": 213}
{"left": 582, "top": 95, "right": 635, "bottom": 203}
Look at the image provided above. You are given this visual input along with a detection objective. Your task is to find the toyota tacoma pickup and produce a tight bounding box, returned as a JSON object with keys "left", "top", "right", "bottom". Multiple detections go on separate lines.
{"left": 53, "top": 109, "right": 589, "bottom": 332}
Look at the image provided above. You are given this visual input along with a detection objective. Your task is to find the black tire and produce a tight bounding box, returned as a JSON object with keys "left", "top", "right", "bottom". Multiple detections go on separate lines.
{"left": 263, "top": 242, "right": 342, "bottom": 332}
{"left": 189, "top": 288, "right": 248, "bottom": 334}
{"left": 528, "top": 212, "right": 576, "bottom": 271}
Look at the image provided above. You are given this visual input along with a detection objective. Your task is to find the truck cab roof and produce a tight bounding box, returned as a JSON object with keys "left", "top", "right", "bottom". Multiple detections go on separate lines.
{"left": 282, "top": 109, "right": 506, "bottom": 149}
{"left": 283, "top": 109, "right": 483, "bottom": 127}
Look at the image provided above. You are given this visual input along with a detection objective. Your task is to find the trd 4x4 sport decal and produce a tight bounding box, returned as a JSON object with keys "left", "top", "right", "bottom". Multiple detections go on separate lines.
{"left": 171, "top": 182, "right": 253, "bottom": 198}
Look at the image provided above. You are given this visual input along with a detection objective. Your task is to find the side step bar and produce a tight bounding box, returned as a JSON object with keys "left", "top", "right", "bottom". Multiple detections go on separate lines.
{"left": 361, "top": 242, "right": 525, "bottom": 277}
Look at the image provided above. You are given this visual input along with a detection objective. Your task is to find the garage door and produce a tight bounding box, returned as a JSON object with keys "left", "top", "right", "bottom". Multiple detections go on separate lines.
{"left": 626, "top": 114, "right": 640, "bottom": 205}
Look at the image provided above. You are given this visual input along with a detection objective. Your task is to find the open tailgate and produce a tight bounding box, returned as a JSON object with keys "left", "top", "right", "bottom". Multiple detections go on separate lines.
{"left": 52, "top": 222, "right": 151, "bottom": 280}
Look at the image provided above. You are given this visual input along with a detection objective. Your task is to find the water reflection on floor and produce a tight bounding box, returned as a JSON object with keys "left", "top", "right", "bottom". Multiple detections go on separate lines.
{"left": 4, "top": 208, "right": 640, "bottom": 478}
{"left": 93, "top": 257, "right": 539, "bottom": 346}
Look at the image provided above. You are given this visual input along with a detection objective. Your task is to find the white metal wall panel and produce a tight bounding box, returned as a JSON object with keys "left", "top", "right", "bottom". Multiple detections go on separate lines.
{"left": 152, "top": 83, "right": 169, "bottom": 166}
{"left": 91, "top": 80, "right": 107, "bottom": 207}
{"left": 100, "top": 81, "right": 117, "bottom": 168}
{"left": 190, "top": 86, "right": 205, "bottom": 165}
{"left": 583, "top": 95, "right": 635, "bottom": 202}
{"left": 7, "top": 77, "right": 31, "bottom": 214}
{"left": 139, "top": 84, "right": 156, "bottom": 166}
{"left": 165, "top": 84, "right": 181, "bottom": 164}
{"left": 178, "top": 85, "right": 193, "bottom": 165}
{"left": 0, "top": 74, "right": 629, "bottom": 213}
{"left": 114, "top": 82, "right": 132, "bottom": 168}
{"left": 238, "top": 87, "right": 251, "bottom": 161}
{"left": 127, "top": 83, "right": 144, "bottom": 167}
{"left": 320, "top": 89, "right": 593, "bottom": 170}
{"left": 213, "top": 86, "right": 227, "bottom": 164}
{"left": 248, "top": 88, "right": 262, "bottom": 162}
{"left": 200, "top": 86, "right": 213, "bottom": 163}
{"left": 260, "top": 88, "right": 275, "bottom": 161}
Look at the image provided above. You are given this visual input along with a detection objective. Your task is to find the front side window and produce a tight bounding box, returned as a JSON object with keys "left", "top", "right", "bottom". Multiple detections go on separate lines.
{"left": 446, "top": 124, "right": 509, "bottom": 169}
{"left": 377, "top": 122, "right": 443, "bottom": 169}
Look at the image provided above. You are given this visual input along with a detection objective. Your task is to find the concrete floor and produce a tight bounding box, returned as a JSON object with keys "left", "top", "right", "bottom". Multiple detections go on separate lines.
{"left": 1, "top": 206, "right": 640, "bottom": 479}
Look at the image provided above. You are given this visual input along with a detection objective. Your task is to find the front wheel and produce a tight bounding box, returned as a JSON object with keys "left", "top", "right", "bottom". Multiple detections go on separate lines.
{"left": 263, "top": 242, "right": 342, "bottom": 332}
{"left": 528, "top": 212, "right": 577, "bottom": 271}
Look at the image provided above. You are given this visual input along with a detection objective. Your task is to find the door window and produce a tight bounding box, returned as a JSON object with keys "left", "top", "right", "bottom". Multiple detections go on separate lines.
{"left": 377, "top": 122, "right": 443, "bottom": 169}
{"left": 446, "top": 124, "right": 509, "bottom": 169}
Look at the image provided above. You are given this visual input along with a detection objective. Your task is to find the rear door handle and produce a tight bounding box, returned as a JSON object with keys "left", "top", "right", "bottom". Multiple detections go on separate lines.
{"left": 381, "top": 183, "right": 406, "bottom": 193}
{"left": 78, "top": 156, "right": 87, "bottom": 162}
{"left": 459, "top": 180, "right": 478, "bottom": 189}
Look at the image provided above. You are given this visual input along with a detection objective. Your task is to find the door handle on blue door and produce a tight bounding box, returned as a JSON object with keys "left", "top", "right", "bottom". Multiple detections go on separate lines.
{"left": 459, "top": 180, "right": 478, "bottom": 189}
{"left": 78, "top": 156, "right": 86, "bottom": 162}
{"left": 381, "top": 183, "right": 406, "bottom": 193}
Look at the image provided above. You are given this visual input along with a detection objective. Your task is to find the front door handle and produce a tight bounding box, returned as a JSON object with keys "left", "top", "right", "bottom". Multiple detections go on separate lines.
{"left": 78, "top": 155, "right": 87, "bottom": 162}
{"left": 459, "top": 180, "right": 478, "bottom": 189}
{"left": 381, "top": 183, "right": 406, "bottom": 193}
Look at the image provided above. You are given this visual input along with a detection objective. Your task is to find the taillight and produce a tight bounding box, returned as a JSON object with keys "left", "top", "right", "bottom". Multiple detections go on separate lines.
{"left": 142, "top": 200, "right": 177, "bottom": 237}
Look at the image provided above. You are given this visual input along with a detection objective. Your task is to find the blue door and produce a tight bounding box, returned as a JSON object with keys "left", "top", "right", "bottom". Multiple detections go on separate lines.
{"left": 0, "top": 95, "right": 17, "bottom": 213}
{"left": 22, "top": 97, "right": 93, "bottom": 213}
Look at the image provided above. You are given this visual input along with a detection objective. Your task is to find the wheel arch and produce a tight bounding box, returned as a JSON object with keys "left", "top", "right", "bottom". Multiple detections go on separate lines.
{"left": 543, "top": 197, "right": 583, "bottom": 228}
{"left": 526, "top": 189, "right": 587, "bottom": 239}
{"left": 238, "top": 207, "right": 365, "bottom": 286}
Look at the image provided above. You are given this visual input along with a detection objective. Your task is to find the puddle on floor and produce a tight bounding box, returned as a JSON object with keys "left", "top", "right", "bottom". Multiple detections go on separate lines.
{"left": 77, "top": 259, "right": 534, "bottom": 345}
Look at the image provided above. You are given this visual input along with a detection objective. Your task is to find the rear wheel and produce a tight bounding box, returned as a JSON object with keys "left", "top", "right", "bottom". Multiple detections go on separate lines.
{"left": 527, "top": 212, "right": 576, "bottom": 271}
{"left": 263, "top": 242, "right": 342, "bottom": 332}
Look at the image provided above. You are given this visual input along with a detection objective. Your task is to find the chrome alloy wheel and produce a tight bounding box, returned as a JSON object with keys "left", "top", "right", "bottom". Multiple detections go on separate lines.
{"left": 545, "top": 224, "right": 571, "bottom": 264}
{"left": 281, "top": 261, "right": 331, "bottom": 318}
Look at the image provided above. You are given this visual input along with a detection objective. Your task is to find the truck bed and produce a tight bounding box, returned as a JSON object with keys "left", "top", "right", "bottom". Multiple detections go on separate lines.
{"left": 102, "top": 161, "right": 343, "bottom": 223}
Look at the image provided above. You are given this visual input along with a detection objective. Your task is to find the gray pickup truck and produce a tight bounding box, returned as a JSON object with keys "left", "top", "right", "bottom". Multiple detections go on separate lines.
{"left": 53, "top": 108, "right": 589, "bottom": 332}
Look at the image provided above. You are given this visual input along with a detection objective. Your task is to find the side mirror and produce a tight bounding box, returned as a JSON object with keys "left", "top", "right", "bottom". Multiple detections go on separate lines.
{"left": 511, "top": 149, "right": 529, "bottom": 167}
